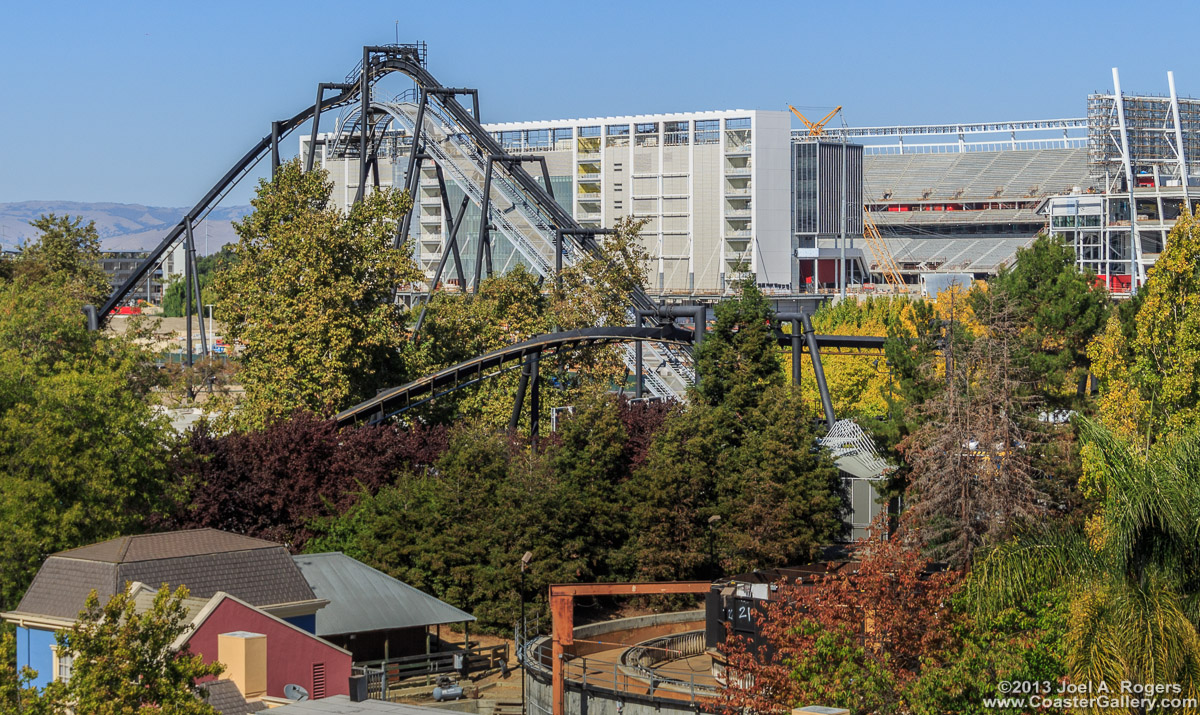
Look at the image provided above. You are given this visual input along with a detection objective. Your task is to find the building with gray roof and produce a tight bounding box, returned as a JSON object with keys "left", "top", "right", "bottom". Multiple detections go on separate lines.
{"left": 293, "top": 553, "right": 475, "bottom": 662}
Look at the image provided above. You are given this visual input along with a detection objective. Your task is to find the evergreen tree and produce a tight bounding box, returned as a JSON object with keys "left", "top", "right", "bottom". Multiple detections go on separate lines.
{"left": 693, "top": 279, "right": 782, "bottom": 412}
{"left": 985, "top": 233, "right": 1109, "bottom": 401}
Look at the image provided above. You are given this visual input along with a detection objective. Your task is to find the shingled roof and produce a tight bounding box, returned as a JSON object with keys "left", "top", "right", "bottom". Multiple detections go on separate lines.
{"left": 8, "top": 529, "right": 319, "bottom": 621}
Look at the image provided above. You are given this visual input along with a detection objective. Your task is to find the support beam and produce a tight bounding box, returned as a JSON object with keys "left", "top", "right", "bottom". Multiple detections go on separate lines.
{"left": 357, "top": 47, "right": 370, "bottom": 206}
{"left": 396, "top": 91, "right": 429, "bottom": 248}
{"left": 305, "top": 85, "right": 327, "bottom": 172}
{"left": 1112, "top": 67, "right": 1144, "bottom": 288}
{"left": 1169, "top": 71, "right": 1191, "bottom": 205}
{"left": 529, "top": 352, "right": 541, "bottom": 449}
{"left": 434, "top": 164, "right": 468, "bottom": 287}
{"left": 184, "top": 222, "right": 195, "bottom": 400}
{"left": 508, "top": 356, "right": 533, "bottom": 432}
{"left": 548, "top": 582, "right": 710, "bottom": 715}
{"left": 801, "top": 313, "right": 835, "bottom": 428}
{"left": 270, "top": 121, "right": 280, "bottom": 179}
{"left": 475, "top": 161, "right": 494, "bottom": 291}
{"left": 777, "top": 313, "right": 804, "bottom": 389}
{"left": 413, "top": 194, "right": 470, "bottom": 337}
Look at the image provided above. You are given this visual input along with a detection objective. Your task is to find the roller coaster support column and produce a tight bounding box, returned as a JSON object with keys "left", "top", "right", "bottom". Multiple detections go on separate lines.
{"left": 435, "top": 165, "right": 468, "bottom": 287}
{"left": 184, "top": 221, "right": 195, "bottom": 399}
{"left": 270, "top": 122, "right": 280, "bottom": 179}
{"left": 800, "top": 313, "right": 835, "bottom": 429}
{"left": 507, "top": 351, "right": 542, "bottom": 450}
{"left": 633, "top": 309, "right": 652, "bottom": 398}
{"left": 395, "top": 91, "right": 429, "bottom": 244}
{"left": 184, "top": 221, "right": 209, "bottom": 359}
{"left": 305, "top": 83, "right": 355, "bottom": 172}
{"left": 776, "top": 313, "right": 804, "bottom": 389}
{"left": 530, "top": 352, "right": 541, "bottom": 449}
{"left": 475, "top": 160, "right": 495, "bottom": 291}
{"left": 413, "top": 192, "right": 470, "bottom": 336}
{"left": 357, "top": 47, "right": 370, "bottom": 205}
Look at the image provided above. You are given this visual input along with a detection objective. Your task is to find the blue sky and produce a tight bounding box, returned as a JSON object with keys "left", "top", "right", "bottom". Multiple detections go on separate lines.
{"left": 2, "top": 0, "right": 1197, "bottom": 207}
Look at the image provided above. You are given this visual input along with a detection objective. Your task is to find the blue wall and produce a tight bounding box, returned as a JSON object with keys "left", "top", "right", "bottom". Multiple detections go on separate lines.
{"left": 284, "top": 613, "right": 316, "bottom": 634}
{"left": 16, "top": 626, "right": 56, "bottom": 689}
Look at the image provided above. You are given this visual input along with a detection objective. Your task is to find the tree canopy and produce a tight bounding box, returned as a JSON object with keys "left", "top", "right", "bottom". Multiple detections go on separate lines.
{"left": 214, "top": 159, "right": 421, "bottom": 427}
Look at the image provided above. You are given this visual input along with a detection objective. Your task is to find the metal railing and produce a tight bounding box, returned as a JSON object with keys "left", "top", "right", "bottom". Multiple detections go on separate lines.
{"left": 353, "top": 643, "right": 510, "bottom": 700}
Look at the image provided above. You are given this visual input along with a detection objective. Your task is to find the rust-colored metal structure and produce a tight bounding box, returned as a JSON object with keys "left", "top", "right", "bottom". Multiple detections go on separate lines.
{"left": 548, "top": 582, "right": 710, "bottom": 715}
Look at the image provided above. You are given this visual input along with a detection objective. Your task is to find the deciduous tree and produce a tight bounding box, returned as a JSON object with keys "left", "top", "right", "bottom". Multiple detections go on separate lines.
{"left": 214, "top": 159, "right": 421, "bottom": 427}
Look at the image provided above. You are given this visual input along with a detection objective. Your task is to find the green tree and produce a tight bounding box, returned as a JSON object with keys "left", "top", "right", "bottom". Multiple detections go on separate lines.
{"left": 906, "top": 588, "right": 1069, "bottom": 715}
{"left": 214, "top": 159, "right": 421, "bottom": 427}
{"left": 49, "top": 585, "right": 223, "bottom": 715}
{"left": 161, "top": 246, "right": 235, "bottom": 317}
{"left": 969, "top": 418, "right": 1200, "bottom": 705}
{"left": 0, "top": 276, "right": 172, "bottom": 612}
{"left": 985, "top": 233, "right": 1109, "bottom": 401}
{"left": 625, "top": 282, "right": 842, "bottom": 581}
{"left": 693, "top": 279, "right": 782, "bottom": 412}
{"left": 306, "top": 426, "right": 545, "bottom": 630}
{"left": 1128, "top": 210, "right": 1200, "bottom": 436}
{"left": 15, "top": 214, "right": 110, "bottom": 303}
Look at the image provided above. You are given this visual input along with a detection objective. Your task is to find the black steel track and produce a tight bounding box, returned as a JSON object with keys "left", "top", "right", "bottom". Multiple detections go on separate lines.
{"left": 334, "top": 325, "right": 694, "bottom": 425}
{"left": 334, "top": 327, "right": 885, "bottom": 425}
{"left": 98, "top": 44, "right": 663, "bottom": 323}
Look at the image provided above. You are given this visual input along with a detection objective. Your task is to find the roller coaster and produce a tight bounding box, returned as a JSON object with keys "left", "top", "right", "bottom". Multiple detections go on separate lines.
{"left": 94, "top": 43, "right": 888, "bottom": 456}
{"left": 97, "top": 43, "right": 696, "bottom": 399}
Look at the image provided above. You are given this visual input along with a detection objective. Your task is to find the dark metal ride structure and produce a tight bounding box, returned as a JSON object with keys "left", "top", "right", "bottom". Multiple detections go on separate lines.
{"left": 91, "top": 43, "right": 884, "bottom": 436}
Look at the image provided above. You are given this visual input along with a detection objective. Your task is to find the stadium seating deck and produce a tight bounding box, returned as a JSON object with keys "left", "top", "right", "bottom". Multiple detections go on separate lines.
{"left": 863, "top": 148, "right": 1096, "bottom": 203}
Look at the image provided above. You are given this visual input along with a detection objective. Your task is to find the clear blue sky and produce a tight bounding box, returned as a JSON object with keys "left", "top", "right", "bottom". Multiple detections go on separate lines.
{"left": 2, "top": 0, "right": 1197, "bottom": 207}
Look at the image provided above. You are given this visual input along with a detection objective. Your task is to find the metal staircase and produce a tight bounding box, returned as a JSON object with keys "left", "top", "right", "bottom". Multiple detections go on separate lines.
{"left": 348, "top": 96, "right": 693, "bottom": 399}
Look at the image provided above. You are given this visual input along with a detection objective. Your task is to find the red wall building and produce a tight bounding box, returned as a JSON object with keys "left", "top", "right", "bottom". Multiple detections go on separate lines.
{"left": 185, "top": 594, "right": 352, "bottom": 700}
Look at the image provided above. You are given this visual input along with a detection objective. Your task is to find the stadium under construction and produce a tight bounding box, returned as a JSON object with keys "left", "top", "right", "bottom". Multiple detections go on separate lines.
{"left": 302, "top": 68, "right": 1199, "bottom": 299}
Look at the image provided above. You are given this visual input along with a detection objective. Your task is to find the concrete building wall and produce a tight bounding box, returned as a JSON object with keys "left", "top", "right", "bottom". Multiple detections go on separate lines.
{"left": 308, "top": 108, "right": 792, "bottom": 296}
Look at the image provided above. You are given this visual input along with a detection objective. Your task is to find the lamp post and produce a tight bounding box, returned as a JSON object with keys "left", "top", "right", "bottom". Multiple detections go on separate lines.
{"left": 519, "top": 550, "right": 533, "bottom": 715}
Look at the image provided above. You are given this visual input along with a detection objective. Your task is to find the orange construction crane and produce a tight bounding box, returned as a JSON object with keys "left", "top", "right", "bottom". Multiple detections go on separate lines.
{"left": 789, "top": 104, "right": 842, "bottom": 137}
{"left": 863, "top": 210, "right": 905, "bottom": 288}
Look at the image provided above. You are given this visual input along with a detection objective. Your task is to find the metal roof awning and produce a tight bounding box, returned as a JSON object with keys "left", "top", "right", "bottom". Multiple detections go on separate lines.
{"left": 293, "top": 553, "right": 475, "bottom": 637}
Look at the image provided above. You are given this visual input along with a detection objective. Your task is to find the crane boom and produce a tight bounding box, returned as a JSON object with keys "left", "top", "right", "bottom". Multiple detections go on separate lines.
{"left": 788, "top": 104, "right": 842, "bottom": 137}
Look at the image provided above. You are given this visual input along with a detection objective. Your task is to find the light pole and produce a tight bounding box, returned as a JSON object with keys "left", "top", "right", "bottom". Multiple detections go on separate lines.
{"left": 519, "top": 550, "right": 532, "bottom": 715}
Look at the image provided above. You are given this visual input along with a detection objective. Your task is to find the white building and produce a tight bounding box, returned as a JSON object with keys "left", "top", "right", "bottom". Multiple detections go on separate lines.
{"left": 304, "top": 109, "right": 794, "bottom": 297}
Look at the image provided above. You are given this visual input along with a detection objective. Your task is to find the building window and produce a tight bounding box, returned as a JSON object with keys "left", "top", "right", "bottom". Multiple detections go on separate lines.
{"left": 52, "top": 647, "right": 74, "bottom": 683}
{"left": 606, "top": 124, "right": 630, "bottom": 136}
{"left": 635, "top": 122, "right": 659, "bottom": 134}
{"left": 694, "top": 120, "right": 719, "bottom": 144}
{"left": 664, "top": 121, "right": 689, "bottom": 146}
{"left": 579, "top": 125, "right": 601, "bottom": 138}
{"left": 726, "top": 117, "right": 751, "bottom": 130}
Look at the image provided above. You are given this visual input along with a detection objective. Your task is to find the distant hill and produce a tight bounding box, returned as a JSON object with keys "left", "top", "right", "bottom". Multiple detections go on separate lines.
{"left": 0, "top": 201, "right": 251, "bottom": 254}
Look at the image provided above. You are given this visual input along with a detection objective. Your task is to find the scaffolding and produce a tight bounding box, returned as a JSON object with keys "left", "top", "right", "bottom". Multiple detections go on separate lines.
{"left": 1087, "top": 86, "right": 1200, "bottom": 184}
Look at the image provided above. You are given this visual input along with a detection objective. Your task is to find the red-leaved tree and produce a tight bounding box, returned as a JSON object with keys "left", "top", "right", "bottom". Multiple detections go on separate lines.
{"left": 719, "top": 526, "right": 960, "bottom": 714}
{"left": 164, "top": 412, "right": 449, "bottom": 550}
